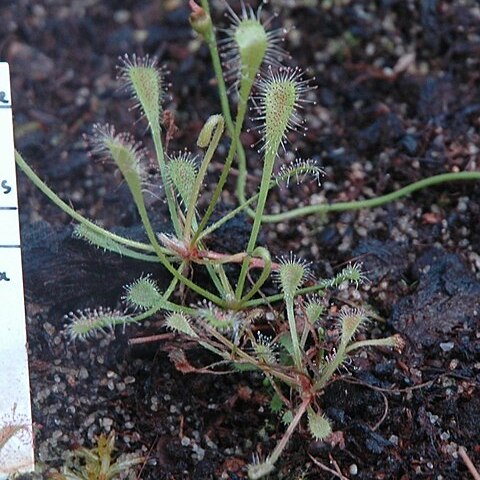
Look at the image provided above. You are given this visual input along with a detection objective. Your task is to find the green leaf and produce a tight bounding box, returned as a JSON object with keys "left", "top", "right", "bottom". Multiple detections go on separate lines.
{"left": 269, "top": 393, "right": 284, "bottom": 414}
{"left": 123, "top": 276, "right": 162, "bottom": 311}
{"left": 166, "top": 152, "right": 198, "bottom": 208}
{"left": 165, "top": 313, "right": 198, "bottom": 338}
{"left": 320, "top": 262, "right": 367, "bottom": 289}
{"left": 234, "top": 18, "right": 268, "bottom": 80}
{"left": 118, "top": 54, "right": 163, "bottom": 130}
{"left": 253, "top": 333, "right": 278, "bottom": 365}
{"left": 89, "top": 124, "right": 145, "bottom": 206}
{"left": 281, "top": 410, "right": 294, "bottom": 426}
{"left": 278, "top": 332, "right": 295, "bottom": 364}
{"left": 72, "top": 224, "right": 158, "bottom": 263}
{"left": 65, "top": 308, "right": 131, "bottom": 341}
{"left": 277, "top": 252, "right": 312, "bottom": 300}
{"left": 305, "top": 294, "right": 325, "bottom": 324}
{"left": 307, "top": 408, "right": 332, "bottom": 441}
{"left": 197, "top": 114, "right": 224, "bottom": 148}
{"left": 233, "top": 362, "right": 259, "bottom": 372}
{"left": 223, "top": 3, "right": 286, "bottom": 86}
{"left": 275, "top": 158, "right": 323, "bottom": 188}
{"left": 196, "top": 305, "right": 239, "bottom": 332}
{"left": 338, "top": 306, "right": 368, "bottom": 345}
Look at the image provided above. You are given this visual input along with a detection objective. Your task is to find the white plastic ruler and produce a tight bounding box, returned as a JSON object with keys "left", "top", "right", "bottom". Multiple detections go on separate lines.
{"left": 0, "top": 63, "right": 35, "bottom": 477}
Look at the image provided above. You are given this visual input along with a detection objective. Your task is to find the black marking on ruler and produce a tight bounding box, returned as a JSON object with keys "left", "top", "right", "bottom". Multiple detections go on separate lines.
{"left": 0, "top": 245, "right": 21, "bottom": 248}
{"left": 0, "top": 91, "right": 8, "bottom": 103}
{"left": 0, "top": 206, "right": 17, "bottom": 210}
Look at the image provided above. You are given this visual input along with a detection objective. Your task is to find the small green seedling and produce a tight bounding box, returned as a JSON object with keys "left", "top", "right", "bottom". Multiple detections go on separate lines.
{"left": 50, "top": 431, "right": 143, "bottom": 480}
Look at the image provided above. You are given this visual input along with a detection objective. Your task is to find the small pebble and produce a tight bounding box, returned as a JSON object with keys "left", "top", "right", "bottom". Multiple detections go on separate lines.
{"left": 43, "top": 322, "right": 55, "bottom": 335}
{"left": 102, "top": 417, "right": 114, "bottom": 430}
{"left": 114, "top": 9, "right": 130, "bottom": 23}
{"left": 389, "top": 435, "right": 399, "bottom": 445}
{"left": 193, "top": 445, "right": 205, "bottom": 461}
{"left": 84, "top": 413, "right": 96, "bottom": 427}
{"left": 427, "top": 412, "right": 439, "bottom": 424}
{"left": 440, "top": 342, "right": 454, "bottom": 352}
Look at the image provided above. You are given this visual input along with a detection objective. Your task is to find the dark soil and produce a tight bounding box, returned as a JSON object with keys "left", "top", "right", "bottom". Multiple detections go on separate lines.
{"left": 2, "top": 0, "right": 480, "bottom": 478}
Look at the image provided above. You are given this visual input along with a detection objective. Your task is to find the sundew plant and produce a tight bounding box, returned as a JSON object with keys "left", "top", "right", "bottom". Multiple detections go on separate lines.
{"left": 15, "top": 0, "right": 479, "bottom": 477}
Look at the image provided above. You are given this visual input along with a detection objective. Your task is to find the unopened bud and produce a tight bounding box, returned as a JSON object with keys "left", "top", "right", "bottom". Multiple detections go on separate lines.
{"left": 189, "top": 0, "right": 212, "bottom": 38}
{"left": 197, "top": 114, "right": 224, "bottom": 148}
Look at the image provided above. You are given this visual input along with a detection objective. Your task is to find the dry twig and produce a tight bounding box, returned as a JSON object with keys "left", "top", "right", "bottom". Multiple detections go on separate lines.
{"left": 458, "top": 446, "right": 480, "bottom": 480}
{"left": 308, "top": 453, "right": 350, "bottom": 480}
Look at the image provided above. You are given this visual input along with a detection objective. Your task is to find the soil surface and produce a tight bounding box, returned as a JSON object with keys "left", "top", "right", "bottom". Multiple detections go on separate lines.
{"left": 2, "top": 0, "right": 480, "bottom": 479}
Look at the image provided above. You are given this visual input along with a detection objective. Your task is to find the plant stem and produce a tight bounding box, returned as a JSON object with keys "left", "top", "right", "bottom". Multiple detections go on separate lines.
{"left": 345, "top": 336, "right": 399, "bottom": 353}
{"left": 16, "top": 150, "right": 225, "bottom": 307}
{"left": 235, "top": 147, "right": 276, "bottom": 299}
{"left": 202, "top": 322, "right": 301, "bottom": 387}
{"left": 193, "top": 3, "right": 259, "bottom": 243}
{"left": 184, "top": 116, "right": 224, "bottom": 244}
{"left": 314, "top": 343, "right": 347, "bottom": 392}
{"left": 238, "top": 247, "right": 271, "bottom": 304}
{"left": 191, "top": 134, "right": 238, "bottom": 245}
{"left": 199, "top": 0, "right": 249, "bottom": 202}
{"left": 101, "top": 248, "right": 161, "bottom": 262}
{"left": 192, "top": 76, "right": 255, "bottom": 244}
{"left": 267, "top": 397, "right": 310, "bottom": 468}
{"left": 150, "top": 127, "right": 182, "bottom": 236}
{"left": 15, "top": 150, "right": 160, "bottom": 253}
{"left": 133, "top": 194, "right": 227, "bottom": 306}
{"left": 261, "top": 171, "right": 480, "bottom": 222}
{"left": 243, "top": 283, "right": 327, "bottom": 308}
{"left": 197, "top": 175, "right": 297, "bottom": 241}
{"left": 285, "top": 297, "right": 303, "bottom": 371}
{"left": 199, "top": 0, "right": 234, "bottom": 136}
{"left": 195, "top": 193, "right": 256, "bottom": 241}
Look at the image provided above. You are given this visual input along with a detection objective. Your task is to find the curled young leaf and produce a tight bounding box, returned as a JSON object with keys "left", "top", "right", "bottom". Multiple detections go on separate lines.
{"left": 197, "top": 114, "right": 224, "bottom": 148}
